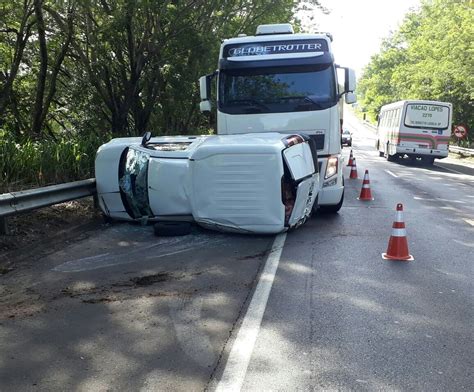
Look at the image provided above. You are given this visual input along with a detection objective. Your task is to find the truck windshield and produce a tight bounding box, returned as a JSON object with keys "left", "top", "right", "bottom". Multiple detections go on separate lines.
{"left": 219, "top": 64, "right": 336, "bottom": 114}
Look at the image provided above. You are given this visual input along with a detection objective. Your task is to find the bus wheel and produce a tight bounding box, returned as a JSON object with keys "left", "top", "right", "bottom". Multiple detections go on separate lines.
{"left": 385, "top": 143, "right": 397, "bottom": 162}
{"left": 376, "top": 140, "right": 384, "bottom": 157}
{"left": 422, "top": 157, "right": 435, "bottom": 165}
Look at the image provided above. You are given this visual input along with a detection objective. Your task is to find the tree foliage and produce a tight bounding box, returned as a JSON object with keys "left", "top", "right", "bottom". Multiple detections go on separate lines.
{"left": 0, "top": 0, "right": 307, "bottom": 141}
{"left": 358, "top": 0, "right": 473, "bottom": 142}
{"left": 1, "top": 0, "right": 327, "bottom": 190}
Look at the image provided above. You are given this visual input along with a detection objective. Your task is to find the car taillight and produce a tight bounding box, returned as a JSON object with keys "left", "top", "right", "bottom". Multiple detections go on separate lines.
{"left": 325, "top": 155, "right": 338, "bottom": 179}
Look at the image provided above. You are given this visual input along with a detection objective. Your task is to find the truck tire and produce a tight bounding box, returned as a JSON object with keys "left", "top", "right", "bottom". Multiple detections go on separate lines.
{"left": 154, "top": 222, "right": 192, "bottom": 236}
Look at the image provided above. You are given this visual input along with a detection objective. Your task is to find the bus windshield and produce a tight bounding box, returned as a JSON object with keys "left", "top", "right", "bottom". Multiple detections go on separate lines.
{"left": 219, "top": 64, "right": 337, "bottom": 114}
{"left": 404, "top": 103, "right": 450, "bottom": 130}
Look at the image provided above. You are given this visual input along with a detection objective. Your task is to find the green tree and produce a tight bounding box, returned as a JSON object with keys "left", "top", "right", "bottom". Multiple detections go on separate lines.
{"left": 358, "top": 0, "right": 473, "bottom": 142}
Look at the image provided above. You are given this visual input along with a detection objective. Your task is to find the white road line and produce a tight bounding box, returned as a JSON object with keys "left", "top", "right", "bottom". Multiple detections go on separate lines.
{"left": 215, "top": 232, "right": 287, "bottom": 392}
{"left": 464, "top": 219, "right": 474, "bottom": 227}
{"left": 385, "top": 169, "right": 398, "bottom": 178}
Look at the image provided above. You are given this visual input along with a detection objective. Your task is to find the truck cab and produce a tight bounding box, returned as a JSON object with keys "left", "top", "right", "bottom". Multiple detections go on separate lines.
{"left": 199, "top": 23, "right": 356, "bottom": 212}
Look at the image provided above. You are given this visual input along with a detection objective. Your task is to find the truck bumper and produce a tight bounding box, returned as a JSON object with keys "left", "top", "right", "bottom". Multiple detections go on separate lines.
{"left": 319, "top": 181, "right": 344, "bottom": 205}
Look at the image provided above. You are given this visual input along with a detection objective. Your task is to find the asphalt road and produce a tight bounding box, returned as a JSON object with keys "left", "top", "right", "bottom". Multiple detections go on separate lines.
{"left": 214, "top": 111, "right": 474, "bottom": 391}
{"left": 1, "top": 112, "right": 472, "bottom": 391}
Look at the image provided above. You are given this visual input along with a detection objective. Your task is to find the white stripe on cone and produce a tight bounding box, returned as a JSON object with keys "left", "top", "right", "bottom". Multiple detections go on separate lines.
{"left": 391, "top": 228, "right": 407, "bottom": 237}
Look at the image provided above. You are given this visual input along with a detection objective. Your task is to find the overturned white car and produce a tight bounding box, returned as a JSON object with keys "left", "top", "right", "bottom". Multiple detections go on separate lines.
{"left": 95, "top": 133, "right": 319, "bottom": 234}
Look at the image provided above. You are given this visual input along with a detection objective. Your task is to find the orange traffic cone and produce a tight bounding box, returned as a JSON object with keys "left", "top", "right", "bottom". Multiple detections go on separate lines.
{"left": 349, "top": 157, "right": 358, "bottom": 179}
{"left": 382, "top": 203, "right": 414, "bottom": 261}
{"left": 347, "top": 149, "right": 354, "bottom": 167}
{"left": 358, "top": 170, "right": 374, "bottom": 201}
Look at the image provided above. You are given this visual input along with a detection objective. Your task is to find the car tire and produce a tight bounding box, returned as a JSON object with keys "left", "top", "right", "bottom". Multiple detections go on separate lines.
{"left": 102, "top": 214, "right": 113, "bottom": 224}
{"left": 154, "top": 221, "right": 192, "bottom": 236}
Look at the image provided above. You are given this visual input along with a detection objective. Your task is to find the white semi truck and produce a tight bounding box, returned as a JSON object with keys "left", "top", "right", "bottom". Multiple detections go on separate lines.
{"left": 199, "top": 23, "right": 356, "bottom": 212}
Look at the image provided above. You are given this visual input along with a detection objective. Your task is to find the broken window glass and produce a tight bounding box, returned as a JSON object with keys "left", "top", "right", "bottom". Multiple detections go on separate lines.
{"left": 119, "top": 148, "right": 153, "bottom": 218}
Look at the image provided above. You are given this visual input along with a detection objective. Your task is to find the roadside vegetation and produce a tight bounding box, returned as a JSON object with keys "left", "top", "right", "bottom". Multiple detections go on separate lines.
{"left": 0, "top": 0, "right": 324, "bottom": 192}
{"left": 357, "top": 0, "right": 473, "bottom": 146}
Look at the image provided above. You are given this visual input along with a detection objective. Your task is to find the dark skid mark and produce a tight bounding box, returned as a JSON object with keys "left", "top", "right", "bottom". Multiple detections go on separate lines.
{"left": 237, "top": 250, "right": 269, "bottom": 261}
{"left": 131, "top": 272, "right": 174, "bottom": 286}
{"left": 82, "top": 297, "right": 118, "bottom": 304}
{"left": 0, "top": 266, "right": 14, "bottom": 275}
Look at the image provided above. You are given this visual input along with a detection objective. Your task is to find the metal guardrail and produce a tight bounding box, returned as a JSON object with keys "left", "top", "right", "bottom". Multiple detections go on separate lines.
{"left": 0, "top": 178, "right": 96, "bottom": 235}
{"left": 363, "top": 120, "right": 377, "bottom": 131}
{"left": 449, "top": 145, "right": 474, "bottom": 157}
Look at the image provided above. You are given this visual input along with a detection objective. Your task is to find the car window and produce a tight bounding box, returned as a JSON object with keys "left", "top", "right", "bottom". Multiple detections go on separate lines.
{"left": 119, "top": 148, "right": 153, "bottom": 218}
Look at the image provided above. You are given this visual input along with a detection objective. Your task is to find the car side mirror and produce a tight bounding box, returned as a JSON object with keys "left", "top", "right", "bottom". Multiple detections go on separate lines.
{"left": 141, "top": 131, "right": 152, "bottom": 147}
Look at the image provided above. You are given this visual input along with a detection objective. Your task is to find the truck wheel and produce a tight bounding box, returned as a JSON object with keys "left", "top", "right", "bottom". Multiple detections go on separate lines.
{"left": 319, "top": 190, "right": 344, "bottom": 214}
{"left": 154, "top": 222, "right": 192, "bottom": 236}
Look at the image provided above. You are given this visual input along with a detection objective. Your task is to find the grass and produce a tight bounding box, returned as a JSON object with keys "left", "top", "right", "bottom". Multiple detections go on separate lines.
{"left": 0, "top": 131, "right": 107, "bottom": 193}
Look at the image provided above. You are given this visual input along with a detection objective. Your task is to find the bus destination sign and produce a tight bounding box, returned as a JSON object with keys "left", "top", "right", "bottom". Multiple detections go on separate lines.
{"left": 223, "top": 39, "right": 329, "bottom": 58}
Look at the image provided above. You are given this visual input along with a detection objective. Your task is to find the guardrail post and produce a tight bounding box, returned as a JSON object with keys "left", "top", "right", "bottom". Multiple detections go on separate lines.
{"left": 0, "top": 216, "right": 9, "bottom": 235}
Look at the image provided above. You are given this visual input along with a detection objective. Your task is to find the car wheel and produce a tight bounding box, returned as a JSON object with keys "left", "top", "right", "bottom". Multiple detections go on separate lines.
{"left": 154, "top": 221, "right": 192, "bottom": 236}
{"left": 102, "top": 214, "right": 113, "bottom": 224}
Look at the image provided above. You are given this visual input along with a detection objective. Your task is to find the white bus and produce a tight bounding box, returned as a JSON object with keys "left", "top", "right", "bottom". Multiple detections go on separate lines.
{"left": 376, "top": 100, "right": 452, "bottom": 164}
{"left": 199, "top": 23, "right": 356, "bottom": 213}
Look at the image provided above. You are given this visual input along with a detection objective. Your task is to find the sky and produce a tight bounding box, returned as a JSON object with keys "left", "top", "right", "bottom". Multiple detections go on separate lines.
{"left": 298, "top": 0, "right": 421, "bottom": 76}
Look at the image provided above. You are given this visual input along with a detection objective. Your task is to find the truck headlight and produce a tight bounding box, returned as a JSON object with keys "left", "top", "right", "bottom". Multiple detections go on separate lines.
{"left": 324, "top": 155, "right": 338, "bottom": 179}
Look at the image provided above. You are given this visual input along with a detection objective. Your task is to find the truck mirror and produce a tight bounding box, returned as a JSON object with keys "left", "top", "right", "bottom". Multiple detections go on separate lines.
{"left": 200, "top": 100, "right": 212, "bottom": 112}
{"left": 345, "top": 68, "right": 356, "bottom": 93}
{"left": 199, "top": 76, "right": 209, "bottom": 101}
{"left": 345, "top": 92, "right": 356, "bottom": 104}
